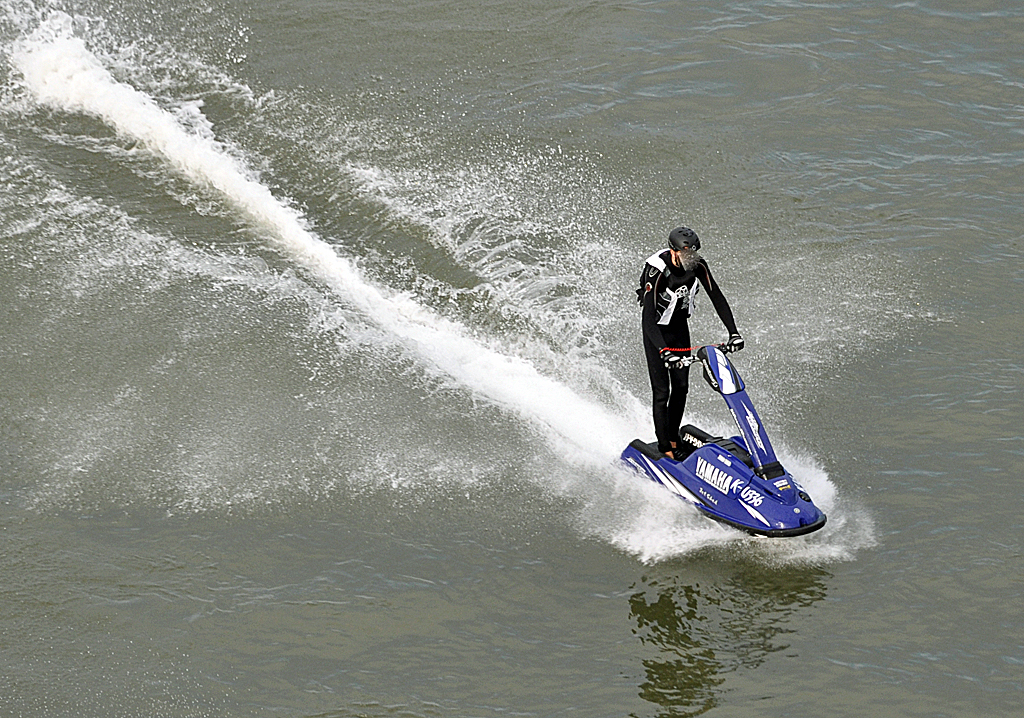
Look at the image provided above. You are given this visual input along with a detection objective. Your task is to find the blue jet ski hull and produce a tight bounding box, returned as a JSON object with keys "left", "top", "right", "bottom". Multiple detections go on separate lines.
{"left": 621, "top": 434, "right": 826, "bottom": 538}
{"left": 622, "top": 345, "right": 827, "bottom": 538}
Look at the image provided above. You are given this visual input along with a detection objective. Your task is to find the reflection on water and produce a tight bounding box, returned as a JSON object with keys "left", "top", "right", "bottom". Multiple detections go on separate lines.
{"left": 628, "top": 559, "right": 830, "bottom": 716}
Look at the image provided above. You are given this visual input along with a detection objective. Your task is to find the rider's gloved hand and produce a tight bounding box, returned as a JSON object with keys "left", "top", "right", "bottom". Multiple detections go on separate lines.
{"left": 660, "top": 348, "right": 686, "bottom": 370}
{"left": 722, "top": 334, "right": 744, "bottom": 353}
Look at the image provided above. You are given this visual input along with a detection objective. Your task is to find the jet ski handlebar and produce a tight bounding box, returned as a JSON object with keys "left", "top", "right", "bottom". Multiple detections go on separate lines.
{"left": 662, "top": 342, "right": 741, "bottom": 364}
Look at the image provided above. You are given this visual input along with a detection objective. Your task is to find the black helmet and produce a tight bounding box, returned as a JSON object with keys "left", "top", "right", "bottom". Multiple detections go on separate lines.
{"left": 668, "top": 226, "right": 701, "bottom": 251}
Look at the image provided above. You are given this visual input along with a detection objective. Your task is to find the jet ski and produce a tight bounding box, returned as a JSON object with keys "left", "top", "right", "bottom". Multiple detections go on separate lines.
{"left": 621, "top": 345, "right": 827, "bottom": 538}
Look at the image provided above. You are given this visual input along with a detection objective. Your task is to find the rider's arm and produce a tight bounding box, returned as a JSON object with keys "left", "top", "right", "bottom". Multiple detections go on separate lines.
{"left": 696, "top": 259, "right": 739, "bottom": 337}
{"left": 641, "top": 269, "right": 668, "bottom": 350}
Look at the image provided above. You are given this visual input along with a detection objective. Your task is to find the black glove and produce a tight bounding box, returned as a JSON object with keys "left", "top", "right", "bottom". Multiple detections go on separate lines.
{"left": 660, "top": 348, "right": 686, "bottom": 370}
{"left": 722, "top": 334, "right": 744, "bottom": 353}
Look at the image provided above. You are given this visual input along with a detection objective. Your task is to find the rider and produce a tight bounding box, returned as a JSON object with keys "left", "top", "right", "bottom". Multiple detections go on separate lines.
{"left": 638, "top": 226, "right": 744, "bottom": 459}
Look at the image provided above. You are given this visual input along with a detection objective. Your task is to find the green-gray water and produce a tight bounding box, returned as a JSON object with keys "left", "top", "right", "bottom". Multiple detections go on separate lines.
{"left": 2, "top": 1, "right": 1022, "bottom": 715}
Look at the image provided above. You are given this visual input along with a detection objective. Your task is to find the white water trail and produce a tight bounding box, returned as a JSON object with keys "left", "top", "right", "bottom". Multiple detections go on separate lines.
{"left": 10, "top": 11, "right": 874, "bottom": 563}
{"left": 10, "top": 11, "right": 636, "bottom": 467}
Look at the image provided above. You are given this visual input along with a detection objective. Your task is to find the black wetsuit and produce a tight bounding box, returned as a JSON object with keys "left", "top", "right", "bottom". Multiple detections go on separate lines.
{"left": 639, "top": 249, "right": 739, "bottom": 454}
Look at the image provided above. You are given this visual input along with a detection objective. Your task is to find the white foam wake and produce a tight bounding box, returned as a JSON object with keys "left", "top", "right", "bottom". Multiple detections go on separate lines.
{"left": 10, "top": 11, "right": 874, "bottom": 564}
{"left": 11, "top": 11, "right": 636, "bottom": 465}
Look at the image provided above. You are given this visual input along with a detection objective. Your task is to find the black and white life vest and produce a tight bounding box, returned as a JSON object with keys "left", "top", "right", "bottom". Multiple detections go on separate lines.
{"left": 637, "top": 249, "right": 700, "bottom": 325}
